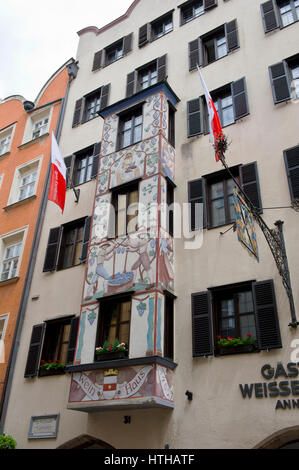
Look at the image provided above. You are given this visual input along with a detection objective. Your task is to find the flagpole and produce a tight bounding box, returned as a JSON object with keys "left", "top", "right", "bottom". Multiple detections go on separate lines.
{"left": 66, "top": 168, "right": 80, "bottom": 203}
{"left": 217, "top": 146, "right": 298, "bottom": 329}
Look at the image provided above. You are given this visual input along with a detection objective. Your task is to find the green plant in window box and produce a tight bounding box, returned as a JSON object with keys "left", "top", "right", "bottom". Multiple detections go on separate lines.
{"left": 40, "top": 359, "right": 65, "bottom": 371}
{"left": 95, "top": 338, "right": 128, "bottom": 356}
{"left": 0, "top": 433, "right": 17, "bottom": 449}
{"left": 217, "top": 334, "right": 258, "bottom": 349}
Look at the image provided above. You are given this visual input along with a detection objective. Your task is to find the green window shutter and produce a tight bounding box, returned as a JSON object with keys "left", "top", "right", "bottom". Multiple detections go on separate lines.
{"left": 139, "top": 23, "right": 151, "bottom": 47}
{"left": 188, "top": 39, "right": 201, "bottom": 71}
{"left": 72, "top": 98, "right": 83, "bottom": 127}
{"left": 188, "top": 178, "right": 206, "bottom": 230}
{"left": 253, "top": 280, "right": 282, "bottom": 351}
{"left": 24, "top": 324, "right": 46, "bottom": 378}
{"left": 232, "top": 77, "right": 249, "bottom": 120}
{"left": 157, "top": 55, "right": 167, "bottom": 81}
{"left": 261, "top": 1, "right": 279, "bottom": 33}
{"left": 192, "top": 291, "right": 213, "bottom": 357}
{"left": 43, "top": 227, "right": 63, "bottom": 272}
{"left": 187, "top": 98, "right": 203, "bottom": 137}
{"left": 284, "top": 145, "right": 299, "bottom": 202}
{"left": 92, "top": 50, "right": 103, "bottom": 71}
{"left": 66, "top": 317, "right": 80, "bottom": 365}
{"left": 80, "top": 216, "right": 92, "bottom": 263}
{"left": 91, "top": 142, "right": 101, "bottom": 179}
{"left": 126, "top": 71, "right": 137, "bottom": 98}
{"left": 225, "top": 19, "right": 239, "bottom": 52}
{"left": 100, "top": 84, "right": 110, "bottom": 111}
{"left": 269, "top": 61, "right": 291, "bottom": 104}
{"left": 239, "top": 162, "right": 263, "bottom": 213}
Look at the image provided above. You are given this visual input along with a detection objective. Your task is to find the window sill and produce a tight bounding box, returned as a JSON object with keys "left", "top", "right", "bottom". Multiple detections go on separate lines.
{"left": 56, "top": 262, "right": 86, "bottom": 272}
{"left": 150, "top": 29, "right": 173, "bottom": 43}
{"left": 3, "top": 195, "right": 37, "bottom": 211}
{"left": 0, "top": 151, "right": 10, "bottom": 160}
{"left": 67, "top": 355, "right": 177, "bottom": 373}
{"left": 38, "top": 368, "right": 66, "bottom": 377}
{"left": 18, "top": 133, "right": 49, "bottom": 149}
{"left": 216, "top": 344, "right": 259, "bottom": 356}
{"left": 0, "top": 277, "right": 19, "bottom": 287}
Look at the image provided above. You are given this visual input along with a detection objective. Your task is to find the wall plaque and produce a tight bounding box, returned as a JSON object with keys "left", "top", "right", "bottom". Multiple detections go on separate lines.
{"left": 28, "top": 414, "right": 60, "bottom": 439}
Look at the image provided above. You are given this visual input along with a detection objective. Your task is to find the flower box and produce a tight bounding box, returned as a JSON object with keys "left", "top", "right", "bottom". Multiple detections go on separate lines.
{"left": 218, "top": 344, "right": 258, "bottom": 356}
{"left": 95, "top": 351, "right": 128, "bottom": 362}
{"left": 39, "top": 368, "right": 65, "bottom": 377}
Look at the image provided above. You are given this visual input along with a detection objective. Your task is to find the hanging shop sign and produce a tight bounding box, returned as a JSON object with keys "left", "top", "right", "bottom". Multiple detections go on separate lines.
{"left": 239, "top": 363, "right": 299, "bottom": 410}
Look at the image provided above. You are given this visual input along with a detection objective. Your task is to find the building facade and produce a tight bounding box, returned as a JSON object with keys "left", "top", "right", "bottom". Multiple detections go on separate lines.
{"left": 2, "top": 0, "right": 299, "bottom": 449}
{"left": 0, "top": 61, "right": 73, "bottom": 408}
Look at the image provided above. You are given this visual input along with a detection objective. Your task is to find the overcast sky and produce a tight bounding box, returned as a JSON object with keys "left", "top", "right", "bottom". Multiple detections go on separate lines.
{"left": 0, "top": 0, "right": 133, "bottom": 101}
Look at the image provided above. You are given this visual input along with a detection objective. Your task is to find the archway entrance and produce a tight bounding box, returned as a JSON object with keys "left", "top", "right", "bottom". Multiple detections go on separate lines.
{"left": 254, "top": 426, "right": 299, "bottom": 449}
{"left": 57, "top": 434, "right": 114, "bottom": 449}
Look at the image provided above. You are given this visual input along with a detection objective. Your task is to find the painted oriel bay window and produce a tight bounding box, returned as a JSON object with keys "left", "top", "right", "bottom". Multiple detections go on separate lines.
{"left": 117, "top": 106, "right": 143, "bottom": 150}
{"left": 97, "top": 297, "right": 131, "bottom": 354}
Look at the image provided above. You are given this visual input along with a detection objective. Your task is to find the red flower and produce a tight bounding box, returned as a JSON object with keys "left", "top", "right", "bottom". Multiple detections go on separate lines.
{"left": 217, "top": 335, "right": 222, "bottom": 339}
{"left": 48, "top": 360, "right": 52, "bottom": 363}
{"left": 247, "top": 334, "right": 252, "bottom": 337}
{"left": 41, "top": 360, "right": 45, "bottom": 364}
{"left": 55, "top": 360, "right": 59, "bottom": 363}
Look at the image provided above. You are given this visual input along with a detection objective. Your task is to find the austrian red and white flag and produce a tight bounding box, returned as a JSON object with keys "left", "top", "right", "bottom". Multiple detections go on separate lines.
{"left": 48, "top": 132, "right": 67, "bottom": 213}
{"left": 197, "top": 65, "right": 223, "bottom": 162}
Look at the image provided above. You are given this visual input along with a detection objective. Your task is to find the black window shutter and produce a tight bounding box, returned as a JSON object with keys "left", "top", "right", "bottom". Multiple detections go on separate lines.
{"left": 72, "top": 98, "right": 83, "bottom": 127}
{"left": 225, "top": 19, "right": 239, "bottom": 52}
{"left": 139, "top": 24, "right": 150, "bottom": 47}
{"left": 157, "top": 55, "right": 167, "bottom": 82}
{"left": 126, "top": 71, "right": 137, "bottom": 98}
{"left": 100, "top": 84, "right": 110, "bottom": 111}
{"left": 24, "top": 324, "right": 46, "bottom": 378}
{"left": 187, "top": 98, "right": 202, "bottom": 138}
{"left": 269, "top": 62, "right": 291, "bottom": 104}
{"left": 188, "top": 39, "right": 201, "bottom": 71}
{"left": 91, "top": 142, "right": 101, "bottom": 179}
{"left": 253, "top": 280, "right": 282, "bottom": 351}
{"left": 64, "top": 155, "right": 73, "bottom": 189}
{"left": 80, "top": 216, "right": 92, "bottom": 263}
{"left": 239, "top": 162, "right": 263, "bottom": 212}
{"left": 192, "top": 291, "right": 213, "bottom": 357}
{"left": 66, "top": 317, "right": 80, "bottom": 365}
{"left": 92, "top": 50, "right": 103, "bottom": 71}
{"left": 284, "top": 146, "right": 299, "bottom": 202}
{"left": 261, "top": 1, "right": 279, "bottom": 33}
{"left": 123, "top": 33, "right": 133, "bottom": 55}
{"left": 232, "top": 77, "right": 249, "bottom": 120}
{"left": 188, "top": 178, "right": 206, "bottom": 230}
{"left": 43, "top": 227, "right": 62, "bottom": 272}
{"left": 204, "top": 0, "right": 218, "bottom": 10}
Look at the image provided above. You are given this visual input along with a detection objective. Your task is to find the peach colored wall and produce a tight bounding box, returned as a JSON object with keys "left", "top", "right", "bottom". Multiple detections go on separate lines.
{"left": 0, "top": 67, "right": 69, "bottom": 399}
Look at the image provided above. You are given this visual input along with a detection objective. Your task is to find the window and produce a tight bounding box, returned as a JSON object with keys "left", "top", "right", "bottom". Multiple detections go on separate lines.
{"left": 7, "top": 157, "right": 41, "bottom": 206}
{"left": 0, "top": 135, "right": 11, "bottom": 156}
{"left": 192, "top": 280, "right": 282, "bottom": 357}
{"left": 32, "top": 118, "right": 48, "bottom": 139}
{"left": 261, "top": 0, "right": 299, "bottom": 33}
{"left": 126, "top": 56, "right": 167, "bottom": 97}
{"left": 41, "top": 318, "right": 73, "bottom": 364}
{"left": 43, "top": 217, "right": 91, "bottom": 272}
{"left": 151, "top": 13, "right": 173, "bottom": 40}
{"left": 138, "top": 12, "right": 173, "bottom": 47}
{"left": 24, "top": 317, "right": 79, "bottom": 378}
{"left": 189, "top": 20, "right": 239, "bottom": 70}
{"left": 181, "top": 0, "right": 204, "bottom": 24}
{"left": 72, "top": 85, "right": 110, "bottom": 127}
{"left": 164, "top": 296, "right": 174, "bottom": 360}
{"left": 112, "top": 182, "right": 139, "bottom": 237}
{"left": 105, "top": 40, "right": 123, "bottom": 66}
{"left": 92, "top": 34, "right": 133, "bottom": 71}
{"left": 1, "top": 243, "right": 22, "bottom": 281}
{"left": 139, "top": 63, "right": 158, "bottom": 90}
{"left": 97, "top": 297, "right": 131, "bottom": 354}
{"left": 0, "top": 125, "right": 14, "bottom": 156}
{"left": 188, "top": 162, "right": 262, "bottom": 231}
{"left": 0, "top": 228, "right": 27, "bottom": 283}
{"left": 0, "top": 314, "right": 9, "bottom": 341}
{"left": 187, "top": 78, "right": 249, "bottom": 137}
{"left": 179, "top": 0, "right": 217, "bottom": 26}
{"left": 117, "top": 106, "right": 143, "bottom": 150}
{"left": 64, "top": 143, "right": 100, "bottom": 187}
{"left": 168, "top": 104, "right": 176, "bottom": 148}
{"left": 284, "top": 145, "right": 299, "bottom": 202}
{"left": 18, "top": 170, "right": 37, "bottom": 202}
{"left": 269, "top": 54, "right": 299, "bottom": 104}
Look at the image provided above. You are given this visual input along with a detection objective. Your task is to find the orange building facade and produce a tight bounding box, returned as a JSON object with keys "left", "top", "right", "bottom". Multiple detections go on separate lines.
{"left": 0, "top": 60, "right": 74, "bottom": 404}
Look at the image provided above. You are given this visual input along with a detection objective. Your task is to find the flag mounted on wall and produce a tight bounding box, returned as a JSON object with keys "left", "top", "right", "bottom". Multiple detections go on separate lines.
{"left": 197, "top": 65, "right": 223, "bottom": 162}
{"left": 48, "top": 132, "right": 67, "bottom": 213}
{"left": 233, "top": 188, "right": 259, "bottom": 262}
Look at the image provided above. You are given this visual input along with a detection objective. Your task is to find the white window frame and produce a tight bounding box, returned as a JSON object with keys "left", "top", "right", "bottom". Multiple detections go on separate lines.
{"left": 0, "top": 124, "right": 15, "bottom": 157}
{"left": 0, "top": 227, "right": 28, "bottom": 283}
{"left": 7, "top": 156, "right": 42, "bottom": 206}
{"left": 0, "top": 313, "right": 9, "bottom": 341}
{"left": 22, "top": 106, "right": 53, "bottom": 145}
